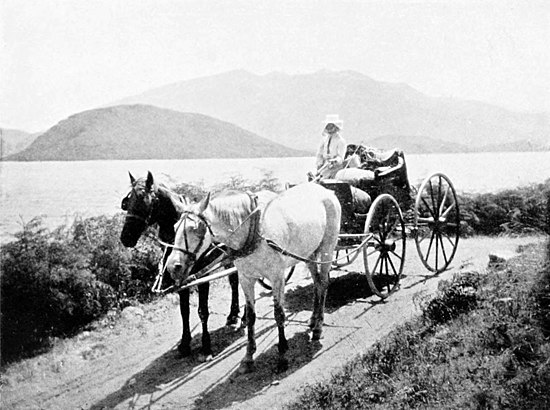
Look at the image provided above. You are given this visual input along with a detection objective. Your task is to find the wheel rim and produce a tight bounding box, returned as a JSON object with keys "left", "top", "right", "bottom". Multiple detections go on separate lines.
{"left": 414, "top": 173, "right": 460, "bottom": 273}
{"left": 364, "top": 194, "right": 406, "bottom": 298}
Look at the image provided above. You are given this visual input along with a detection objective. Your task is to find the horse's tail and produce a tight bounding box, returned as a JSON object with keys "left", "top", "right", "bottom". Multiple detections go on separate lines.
{"left": 316, "top": 190, "right": 342, "bottom": 263}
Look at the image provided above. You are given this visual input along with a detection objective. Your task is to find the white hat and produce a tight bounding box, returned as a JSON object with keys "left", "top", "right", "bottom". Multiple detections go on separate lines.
{"left": 322, "top": 114, "right": 343, "bottom": 130}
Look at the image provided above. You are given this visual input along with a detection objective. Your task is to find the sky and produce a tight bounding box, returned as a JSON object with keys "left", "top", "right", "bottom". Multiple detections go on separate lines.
{"left": 1, "top": 0, "right": 549, "bottom": 132}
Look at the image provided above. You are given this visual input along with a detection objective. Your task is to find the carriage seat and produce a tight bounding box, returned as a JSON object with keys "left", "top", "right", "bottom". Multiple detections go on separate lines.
{"left": 343, "top": 145, "right": 410, "bottom": 193}
{"left": 320, "top": 180, "right": 368, "bottom": 233}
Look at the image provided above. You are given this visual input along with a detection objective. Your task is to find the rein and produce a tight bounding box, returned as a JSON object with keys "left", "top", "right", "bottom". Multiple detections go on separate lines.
{"left": 264, "top": 233, "right": 373, "bottom": 265}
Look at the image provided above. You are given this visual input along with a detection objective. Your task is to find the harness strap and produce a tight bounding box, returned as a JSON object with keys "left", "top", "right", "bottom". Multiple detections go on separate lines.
{"left": 265, "top": 233, "right": 373, "bottom": 265}
{"left": 230, "top": 193, "right": 261, "bottom": 258}
{"left": 265, "top": 239, "right": 312, "bottom": 263}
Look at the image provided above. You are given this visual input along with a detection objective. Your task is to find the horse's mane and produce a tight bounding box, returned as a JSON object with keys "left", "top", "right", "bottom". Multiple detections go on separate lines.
{"left": 131, "top": 177, "right": 188, "bottom": 211}
{"left": 209, "top": 191, "right": 254, "bottom": 228}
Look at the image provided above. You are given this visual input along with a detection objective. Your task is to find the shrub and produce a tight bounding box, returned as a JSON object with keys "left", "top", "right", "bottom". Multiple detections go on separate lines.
{"left": 0, "top": 215, "right": 160, "bottom": 364}
{"left": 458, "top": 179, "right": 550, "bottom": 235}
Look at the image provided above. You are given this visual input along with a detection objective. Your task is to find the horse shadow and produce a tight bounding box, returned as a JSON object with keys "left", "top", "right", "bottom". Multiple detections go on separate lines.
{"left": 285, "top": 269, "right": 379, "bottom": 314}
{"left": 191, "top": 330, "right": 322, "bottom": 410}
{"left": 90, "top": 325, "right": 246, "bottom": 410}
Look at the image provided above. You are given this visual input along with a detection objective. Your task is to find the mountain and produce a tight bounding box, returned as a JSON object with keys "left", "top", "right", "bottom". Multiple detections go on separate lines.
{"left": 365, "top": 135, "right": 469, "bottom": 154}
{"left": 6, "top": 105, "right": 309, "bottom": 161}
{"left": 1, "top": 128, "right": 40, "bottom": 158}
{"left": 113, "top": 70, "right": 549, "bottom": 152}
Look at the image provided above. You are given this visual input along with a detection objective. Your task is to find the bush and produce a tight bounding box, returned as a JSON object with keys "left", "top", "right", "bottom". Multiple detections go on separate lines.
{"left": 458, "top": 179, "right": 550, "bottom": 235}
{"left": 0, "top": 215, "right": 160, "bottom": 364}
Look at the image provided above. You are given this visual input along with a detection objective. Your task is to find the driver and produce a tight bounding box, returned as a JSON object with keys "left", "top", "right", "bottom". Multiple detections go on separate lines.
{"left": 314, "top": 115, "right": 372, "bottom": 213}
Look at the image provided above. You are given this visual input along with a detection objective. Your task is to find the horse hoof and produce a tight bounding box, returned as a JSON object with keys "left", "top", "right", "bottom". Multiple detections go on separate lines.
{"left": 277, "top": 358, "right": 289, "bottom": 373}
{"left": 177, "top": 344, "right": 191, "bottom": 357}
{"left": 238, "top": 361, "right": 255, "bottom": 374}
{"left": 226, "top": 317, "right": 242, "bottom": 330}
{"left": 311, "top": 330, "right": 323, "bottom": 341}
{"left": 199, "top": 353, "right": 214, "bottom": 362}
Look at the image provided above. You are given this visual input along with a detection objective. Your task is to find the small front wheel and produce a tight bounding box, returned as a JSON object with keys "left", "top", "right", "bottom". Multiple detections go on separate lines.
{"left": 364, "top": 194, "right": 406, "bottom": 299}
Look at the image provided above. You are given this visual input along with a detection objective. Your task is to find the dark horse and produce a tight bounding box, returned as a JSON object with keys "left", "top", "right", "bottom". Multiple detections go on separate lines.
{"left": 120, "top": 171, "right": 241, "bottom": 359}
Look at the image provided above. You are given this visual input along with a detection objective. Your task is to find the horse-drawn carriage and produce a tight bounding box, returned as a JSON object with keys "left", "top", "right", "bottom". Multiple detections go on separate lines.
{"left": 316, "top": 144, "right": 460, "bottom": 298}
{"left": 120, "top": 145, "right": 460, "bottom": 370}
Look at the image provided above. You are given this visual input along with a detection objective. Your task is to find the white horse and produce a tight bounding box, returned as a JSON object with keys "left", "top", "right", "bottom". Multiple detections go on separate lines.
{"left": 165, "top": 183, "right": 341, "bottom": 372}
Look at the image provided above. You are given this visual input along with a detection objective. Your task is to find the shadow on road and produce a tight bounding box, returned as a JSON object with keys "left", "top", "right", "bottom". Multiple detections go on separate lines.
{"left": 91, "top": 271, "right": 383, "bottom": 410}
{"left": 192, "top": 330, "right": 322, "bottom": 410}
{"left": 285, "top": 270, "right": 376, "bottom": 314}
{"left": 89, "top": 324, "right": 246, "bottom": 410}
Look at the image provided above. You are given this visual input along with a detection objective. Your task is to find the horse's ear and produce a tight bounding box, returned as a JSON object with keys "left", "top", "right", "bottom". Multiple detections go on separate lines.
{"left": 128, "top": 171, "right": 136, "bottom": 185}
{"left": 197, "top": 192, "right": 211, "bottom": 214}
{"left": 146, "top": 171, "right": 154, "bottom": 191}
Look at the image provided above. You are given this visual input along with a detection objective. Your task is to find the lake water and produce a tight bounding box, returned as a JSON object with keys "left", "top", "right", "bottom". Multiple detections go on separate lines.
{"left": 1, "top": 152, "right": 549, "bottom": 243}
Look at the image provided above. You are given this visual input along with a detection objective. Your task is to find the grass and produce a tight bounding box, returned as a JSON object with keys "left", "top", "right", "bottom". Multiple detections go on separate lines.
{"left": 287, "top": 240, "right": 550, "bottom": 409}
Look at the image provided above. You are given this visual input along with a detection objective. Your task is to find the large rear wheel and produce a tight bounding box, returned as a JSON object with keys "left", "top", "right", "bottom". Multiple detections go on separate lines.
{"left": 414, "top": 172, "right": 460, "bottom": 273}
{"left": 364, "top": 194, "right": 406, "bottom": 299}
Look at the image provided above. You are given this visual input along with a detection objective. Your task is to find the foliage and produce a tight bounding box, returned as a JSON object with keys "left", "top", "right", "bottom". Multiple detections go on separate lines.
{"left": 287, "top": 243, "right": 550, "bottom": 409}
{"left": 458, "top": 179, "right": 550, "bottom": 236}
{"left": 0, "top": 171, "right": 280, "bottom": 364}
{"left": 0, "top": 215, "right": 160, "bottom": 364}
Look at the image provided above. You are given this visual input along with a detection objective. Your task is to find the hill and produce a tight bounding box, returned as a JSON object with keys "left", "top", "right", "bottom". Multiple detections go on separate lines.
{"left": 1, "top": 128, "right": 40, "bottom": 159}
{"left": 114, "top": 70, "right": 550, "bottom": 152}
{"left": 6, "top": 105, "right": 309, "bottom": 161}
{"left": 365, "top": 135, "right": 469, "bottom": 154}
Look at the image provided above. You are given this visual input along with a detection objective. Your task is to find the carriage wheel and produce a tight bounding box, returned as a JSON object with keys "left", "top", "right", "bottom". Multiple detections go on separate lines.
{"left": 414, "top": 172, "right": 460, "bottom": 273}
{"left": 364, "top": 194, "right": 406, "bottom": 299}
{"left": 258, "top": 266, "right": 296, "bottom": 290}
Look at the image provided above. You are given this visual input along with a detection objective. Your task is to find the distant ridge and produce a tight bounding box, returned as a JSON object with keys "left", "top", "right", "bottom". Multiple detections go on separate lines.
{"left": 114, "top": 70, "right": 550, "bottom": 152}
{"left": 6, "top": 105, "right": 309, "bottom": 161}
{"left": 0, "top": 128, "right": 39, "bottom": 158}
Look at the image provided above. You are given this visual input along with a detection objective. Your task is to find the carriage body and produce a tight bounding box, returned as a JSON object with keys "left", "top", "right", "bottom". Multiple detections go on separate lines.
{"left": 319, "top": 145, "right": 460, "bottom": 298}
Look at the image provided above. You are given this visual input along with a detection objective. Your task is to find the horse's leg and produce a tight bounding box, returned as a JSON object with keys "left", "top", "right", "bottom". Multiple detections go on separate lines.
{"left": 272, "top": 275, "right": 289, "bottom": 372}
{"left": 238, "top": 274, "right": 256, "bottom": 373}
{"left": 226, "top": 269, "right": 242, "bottom": 329}
{"left": 178, "top": 289, "right": 192, "bottom": 356}
{"left": 198, "top": 282, "right": 213, "bottom": 360}
{"left": 307, "top": 260, "right": 329, "bottom": 341}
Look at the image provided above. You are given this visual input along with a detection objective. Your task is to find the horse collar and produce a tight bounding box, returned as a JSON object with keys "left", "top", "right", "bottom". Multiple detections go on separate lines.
{"left": 229, "top": 193, "right": 261, "bottom": 258}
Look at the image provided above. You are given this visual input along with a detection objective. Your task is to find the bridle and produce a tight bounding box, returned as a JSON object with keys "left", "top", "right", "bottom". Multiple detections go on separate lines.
{"left": 161, "top": 211, "right": 220, "bottom": 281}
{"left": 121, "top": 188, "right": 159, "bottom": 226}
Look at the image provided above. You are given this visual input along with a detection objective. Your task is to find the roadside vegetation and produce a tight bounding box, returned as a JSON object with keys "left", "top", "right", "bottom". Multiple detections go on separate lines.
{"left": 1, "top": 176, "right": 548, "bottom": 365}
{"left": 287, "top": 240, "right": 550, "bottom": 409}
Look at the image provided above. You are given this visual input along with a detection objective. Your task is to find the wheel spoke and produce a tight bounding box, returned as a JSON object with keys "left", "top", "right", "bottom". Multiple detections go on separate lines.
{"left": 435, "top": 231, "right": 440, "bottom": 269}
{"left": 425, "top": 230, "right": 436, "bottom": 261}
{"left": 441, "top": 202, "right": 456, "bottom": 219}
{"left": 417, "top": 217, "right": 433, "bottom": 223}
{"left": 443, "top": 233, "right": 456, "bottom": 247}
{"left": 416, "top": 229, "right": 432, "bottom": 244}
{"left": 390, "top": 249, "right": 403, "bottom": 260}
{"left": 421, "top": 196, "right": 436, "bottom": 218}
{"left": 371, "top": 253, "right": 382, "bottom": 274}
{"left": 438, "top": 233, "right": 449, "bottom": 266}
{"left": 429, "top": 180, "right": 437, "bottom": 216}
{"left": 386, "top": 253, "right": 398, "bottom": 276}
{"left": 439, "top": 185, "right": 450, "bottom": 216}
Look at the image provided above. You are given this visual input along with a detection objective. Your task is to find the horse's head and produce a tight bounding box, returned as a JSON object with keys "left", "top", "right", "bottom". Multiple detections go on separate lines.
{"left": 120, "top": 171, "right": 159, "bottom": 247}
{"left": 165, "top": 194, "right": 214, "bottom": 286}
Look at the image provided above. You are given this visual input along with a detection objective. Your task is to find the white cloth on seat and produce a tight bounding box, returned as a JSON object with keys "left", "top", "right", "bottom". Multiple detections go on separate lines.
{"left": 335, "top": 168, "right": 375, "bottom": 185}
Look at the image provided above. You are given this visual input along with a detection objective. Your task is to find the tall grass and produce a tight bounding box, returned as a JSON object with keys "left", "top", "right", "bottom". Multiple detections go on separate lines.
{"left": 287, "top": 242, "right": 550, "bottom": 409}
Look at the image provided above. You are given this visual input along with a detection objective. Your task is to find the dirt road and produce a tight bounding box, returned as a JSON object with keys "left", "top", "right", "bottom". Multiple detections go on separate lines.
{"left": 1, "top": 236, "right": 543, "bottom": 410}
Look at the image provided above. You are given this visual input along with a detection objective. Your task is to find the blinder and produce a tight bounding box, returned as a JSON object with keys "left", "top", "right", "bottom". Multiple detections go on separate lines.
{"left": 121, "top": 194, "right": 130, "bottom": 211}
{"left": 171, "top": 211, "right": 215, "bottom": 278}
